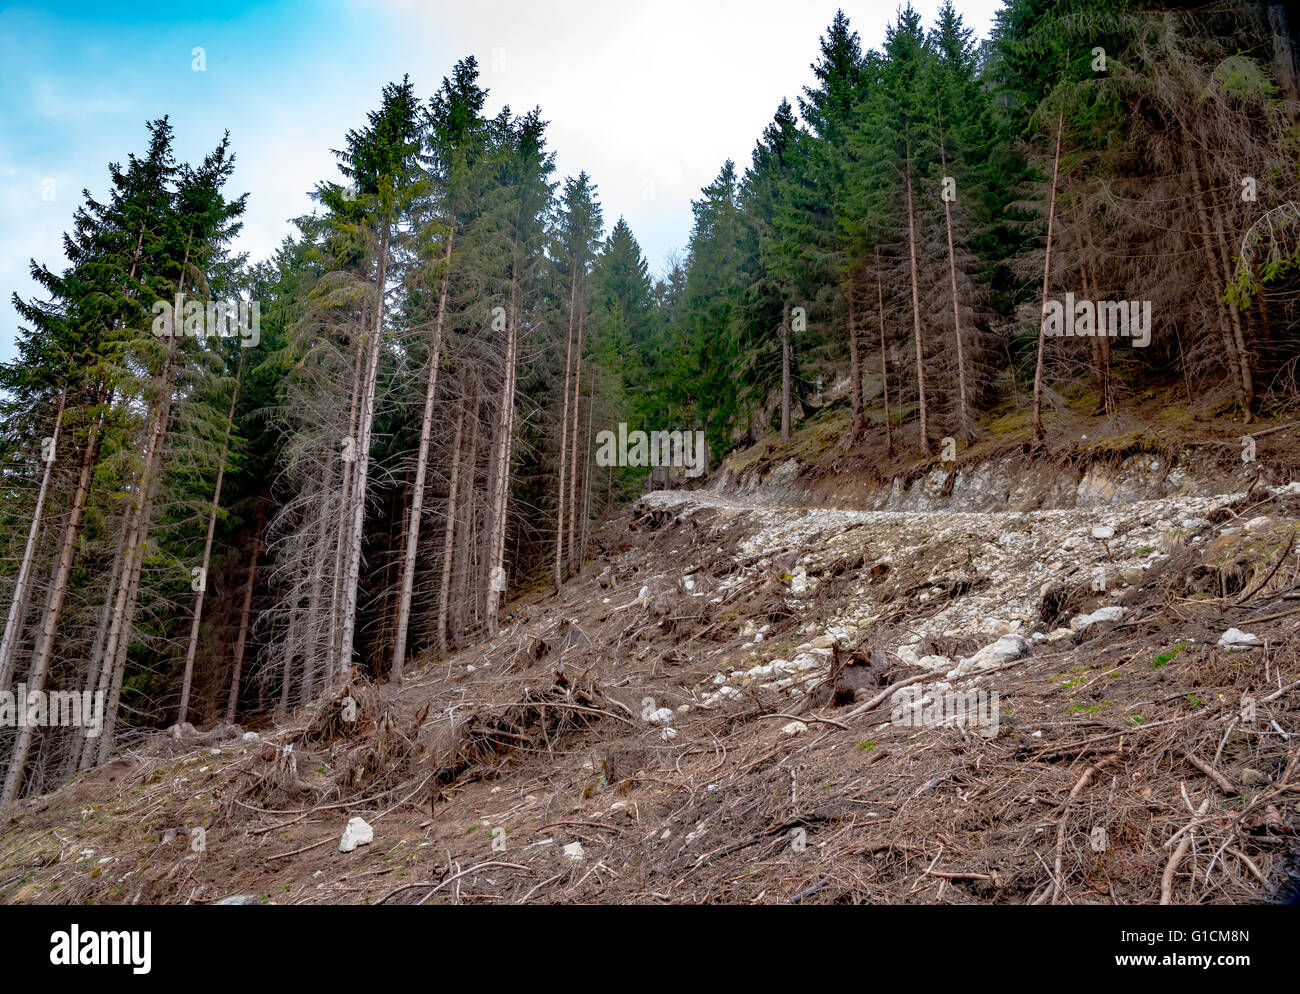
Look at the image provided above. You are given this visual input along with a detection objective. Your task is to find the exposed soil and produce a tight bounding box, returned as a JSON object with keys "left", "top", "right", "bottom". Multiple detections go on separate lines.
{"left": 3, "top": 416, "right": 1300, "bottom": 905}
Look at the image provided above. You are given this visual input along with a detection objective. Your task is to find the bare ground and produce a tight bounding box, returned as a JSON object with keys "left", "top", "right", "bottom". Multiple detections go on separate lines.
{"left": 3, "top": 425, "right": 1300, "bottom": 905}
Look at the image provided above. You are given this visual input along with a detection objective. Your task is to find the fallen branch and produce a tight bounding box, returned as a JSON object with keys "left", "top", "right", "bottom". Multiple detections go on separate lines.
{"left": 763, "top": 712, "right": 850, "bottom": 730}
{"left": 1161, "top": 798, "right": 1210, "bottom": 904}
{"left": 1183, "top": 751, "right": 1236, "bottom": 795}
{"left": 375, "top": 860, "right": 529, "bottom": 905}
{"left": 1053, "top": 758, "right": 1114, "bottom": 905}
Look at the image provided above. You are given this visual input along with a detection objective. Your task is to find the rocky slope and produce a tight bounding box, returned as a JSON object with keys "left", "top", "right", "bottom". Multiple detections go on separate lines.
{"left": 2, "top": 443, "right": 1299, "bottom": 905}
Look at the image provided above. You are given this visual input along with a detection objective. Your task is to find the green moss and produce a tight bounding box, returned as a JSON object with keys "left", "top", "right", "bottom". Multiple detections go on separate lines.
{"left": 1069, "top": 700, "right": 1112, "bottom": 715}
{"left": 1151, "top": 643, "right": 1187, "bottom": 670}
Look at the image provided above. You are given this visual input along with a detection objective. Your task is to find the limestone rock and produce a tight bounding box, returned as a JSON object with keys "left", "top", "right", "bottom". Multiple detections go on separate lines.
{"left": 338, "top": 816, "right": 374, "bottom": 853}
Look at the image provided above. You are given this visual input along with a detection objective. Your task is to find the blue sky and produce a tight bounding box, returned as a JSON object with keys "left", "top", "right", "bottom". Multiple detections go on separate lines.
{"left": 0, "top": 0, "right": 1002, "bottom": 366}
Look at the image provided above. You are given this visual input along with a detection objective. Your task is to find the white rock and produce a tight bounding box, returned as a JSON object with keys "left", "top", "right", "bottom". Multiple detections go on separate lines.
{"left": 1219, "top": 628, "right": 1263, "bottom": 651}
{"left": 1244, "top": 515, "right": 1276, "bottom": 532}
{"left": 809, "top": 634, "right": 836, "bottom": 649}
{"left": 780, "top": 721, "right": 807, "bottom": 736}
{"left": 917, "top": 654, "right": 952, "bottom": 671}
{"left": 562, "top": 841, "right": 585, "bottom": 860}
{"left": 647, "top": 707, "right": 675, "bottom": 725}
{"left": 789, "top": 652, "right": 827, "bottom": 672}
{"left": 1071, "top": 606, "right": 1125, "bottom": 631}
{"left": 1091, "top": 526, "right": 1115, "bottom": 540}
{"left": 338, "top": 816, "right": 374, "bottom": 853}
{"left": 958, "top": 634, "right": 1030, "bottom": 673}
{"left": 242, "top": 732, "right": 259, "bottom": 742}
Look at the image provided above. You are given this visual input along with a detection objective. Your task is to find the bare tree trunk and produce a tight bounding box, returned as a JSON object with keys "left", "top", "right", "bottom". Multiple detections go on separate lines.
{"left": 1079, "top": 211, "right": 1114, "bottom": 416}
{"left": 75, "top": 529, "right": 126, "bottom": 771}
{"left": 449, "top": 391, "right": 475, "bottom": 643}
{"left": 847, "top": 287, "right": 863, "bottom": 440}
{"left": 378, "top": 479, "right": 405, "bottom": 672}
{"left": 1032, "top": 113, "right": 1064, "bottom": 446}
{"left": 566, "top": 300, "right": 585, "bottom": 574}
{"left": 1188, "top": 161, "right": 1246, "bottom": 416}
{"left": 436, "top": 394, "right": 466, "bottom": 655}
{"left": 225, "top": 503, "right": 263, "bottom": 722}
{"left": 485, "top": 280, "right": 519, "bottom": 634}
{"left": 340, "top": 222, "right": 392, "bottom": 674}
{"left": 179, "top": 364, "right": 241, "bottom": 722}
{"left": 1203, "top": 162, "right": 1255, "bottom": 419}
{"left": 299, "top": 457, "right": 336, "bottom": 708}
{"left": 2, "top": 414, "right": 101, "bottom": 803}
{"left": 877, "top": 256, "right": 892, "bottom": 454}
{"left": 1074, "top": 223, "right": 1110, "bottom": 417}
{"left": 939, "top": 131, "right": 971, "bottom": 442}
{"left": 780, "top": 300, "right": 792, "bottom": 444}
{"left": 327, "top": 334, "right": 365, "bottom": 681}
{"left": 0, "top": 389, "right": 65, "bottom": 690}
{"left": 453, "top": 381, "right": 480, "bottom": 642}
{"left": 392, "top": 231, "right": 454, "bottom": 681}
{"left": 555, "top": 264, "right": 579, "bottom": 589}
{"left": 279, "top": 597, "right": 301, "bottom": 715}
{"left": 580, "top": 357, "right": 597, "bottom": 564}
{"left": 904, "top": 134, "right": 929, "bottom": 456}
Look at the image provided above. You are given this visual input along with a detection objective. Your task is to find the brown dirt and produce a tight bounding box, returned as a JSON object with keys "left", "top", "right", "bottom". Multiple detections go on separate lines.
{"left": 3, "top": 407, "right": 1300, "bottom": 905}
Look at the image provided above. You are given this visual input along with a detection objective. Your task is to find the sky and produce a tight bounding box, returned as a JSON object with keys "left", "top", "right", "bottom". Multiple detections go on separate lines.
{"left": 0, "top": 0, "right": 1004, "bottom": 366}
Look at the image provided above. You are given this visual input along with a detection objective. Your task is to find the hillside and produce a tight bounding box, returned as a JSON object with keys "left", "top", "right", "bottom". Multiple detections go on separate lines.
{"left": 4, "top": 409, "right": 1299, "bottom": 906}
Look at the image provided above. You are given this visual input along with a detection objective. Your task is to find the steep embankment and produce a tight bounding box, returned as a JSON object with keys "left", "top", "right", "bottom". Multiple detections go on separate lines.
{"left": 3, "top": 428, "right": 1300, "bottom": 905}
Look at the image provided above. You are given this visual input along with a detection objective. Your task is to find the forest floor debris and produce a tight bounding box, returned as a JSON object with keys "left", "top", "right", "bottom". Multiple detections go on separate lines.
{"left": 3, "top": 468, "right": 1300, "bottom": 904}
